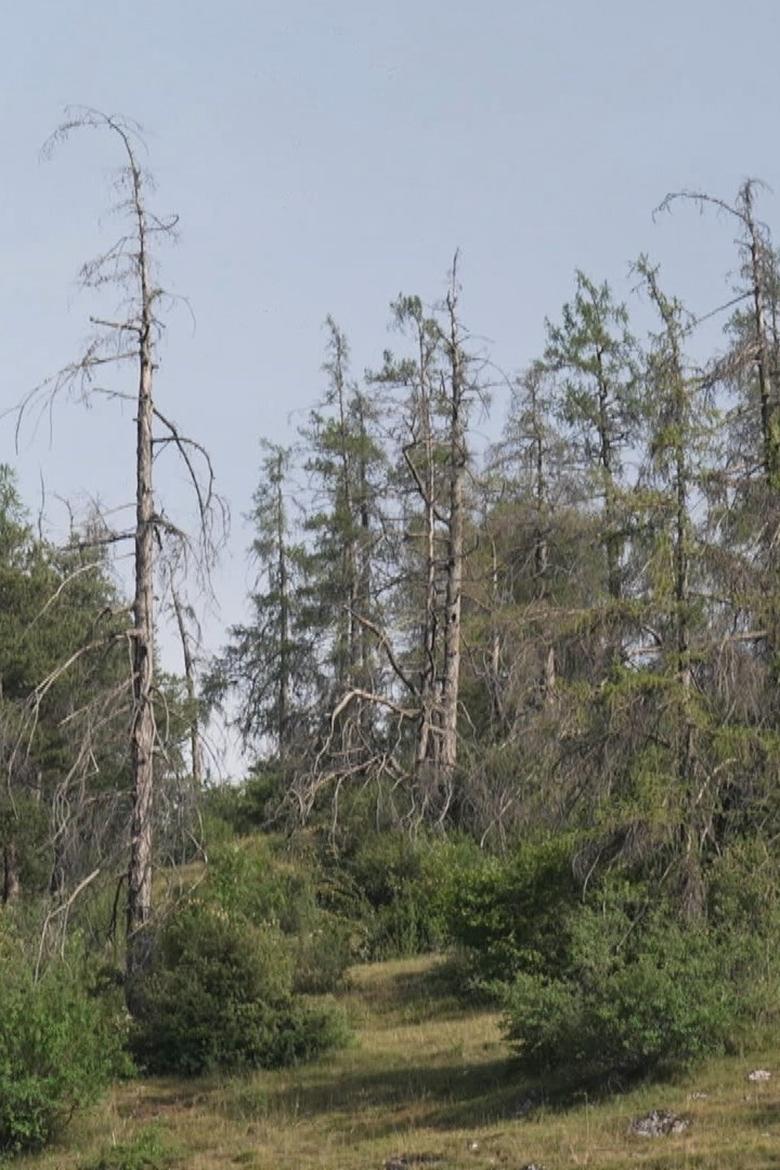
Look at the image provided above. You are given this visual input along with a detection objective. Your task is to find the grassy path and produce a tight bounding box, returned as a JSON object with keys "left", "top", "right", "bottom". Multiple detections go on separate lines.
{"left": 20, "top": 954, "right": 780, "bottom": 1169}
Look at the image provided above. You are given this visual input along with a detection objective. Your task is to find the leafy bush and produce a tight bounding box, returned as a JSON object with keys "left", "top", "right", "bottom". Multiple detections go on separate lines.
{"left": 443, "top": 834, "right": 580, "bottom": 984}
{"left": 502, "top": 893, "right": 741, "bottom": 1082}
{"left": 204, "top": 840, "right": 353, "bottom": 992}
{"left": 130, "top": 901, "right": 349, "bottom": 1075}
{"left": 708, "top": 839, "right": 780, "bottom": 938}
{"left": 342, "top": 832, "right": 481, "bottom": 960}
{"left": 200, "top": 767, "right": 288, "bottom": 838}
{"left": 0, "top": 936, "right": 130, "bottom": 1155}
{"left": 288, "top": 912, "right": 354, "bottom": 994}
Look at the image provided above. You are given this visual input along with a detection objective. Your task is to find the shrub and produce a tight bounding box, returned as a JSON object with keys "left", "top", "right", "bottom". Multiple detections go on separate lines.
{"left": 443, "top": 834, "right": 580, "bottom": 985}
{"left": 502, "top": 895, "right": 741, "bottom": 1082}
{"left": 342, "top": 832, "right": 481, "bottom": 960}
{"left": 288, "top": 911, "right": 354, "bottom": 994}
{"left": 204, "top": 841, "right": 353, "bottom": 993}
{"left": 0, "top": 936, "right": 129, "bottom": 1155}
{"left": 130, "top": 901, "right": 348, "bottom": 1075}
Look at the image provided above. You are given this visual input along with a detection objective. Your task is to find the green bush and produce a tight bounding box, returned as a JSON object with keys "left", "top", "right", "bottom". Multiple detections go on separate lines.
{"left": 130, "top": 901, "right": 349, "bottom": 1075}
{"left": 342, "top": 832, "right": 481, "bottom": 960}
{"left": 288, "top": 911, "right": 354, "bottom": 994}
{"left": 0, "top": 936, "right": 130, "bottom": 1155}
{"left": 502, "top": 895, "right": 741, "bottom": 1082}
{"left": 200, "top": 768, "right": 287, "bottom": 838}
{"left": 443, "top": 834, "right": 580, "bottom": 985}
{"left": 204, "top": 840, "right": 353, "bottom": 993}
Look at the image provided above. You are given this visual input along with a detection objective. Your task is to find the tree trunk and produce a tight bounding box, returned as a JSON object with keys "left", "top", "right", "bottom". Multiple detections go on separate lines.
{"left": 529, "top": 370, "right": 555, "bottom": 702}
{"left": 414, "top": 335, "right": 440, "bottom": 775}
{"left": 126, "top": 225, "right": 156, "bottom": 988}
{"left": 172, "top": 590, "right": 203, "bottom": 787}
{"left": 267, "top": 449, "right": 292, "bottom": 756}
{"left": 3, "top": 840, "right": 20, "bottom": 904}
{"left": 439, "top": 282, "right": 466, "bottom": 777}
{"left": 441, "top": 450, "right": 464, "bottom": 772}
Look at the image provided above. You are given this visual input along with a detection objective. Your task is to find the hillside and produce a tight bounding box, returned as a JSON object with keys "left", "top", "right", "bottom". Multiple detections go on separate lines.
{"left": 16, "top": 954, "right": 780, "bottom": 1170}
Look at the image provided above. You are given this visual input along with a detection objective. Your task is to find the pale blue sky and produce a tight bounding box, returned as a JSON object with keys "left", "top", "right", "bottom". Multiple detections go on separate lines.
{"left": 2, "top": 0, "right": 778, "bottom": 770}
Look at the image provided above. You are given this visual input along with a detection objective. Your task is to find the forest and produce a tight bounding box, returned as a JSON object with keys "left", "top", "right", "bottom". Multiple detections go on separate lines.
{"left": 3, "top": 111, "right": 780, "bottom": 1169}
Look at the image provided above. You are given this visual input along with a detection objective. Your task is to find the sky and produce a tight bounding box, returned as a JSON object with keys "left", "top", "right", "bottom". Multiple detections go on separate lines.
{"left": 2, "top": 0, "right": 780, "bottom": 774}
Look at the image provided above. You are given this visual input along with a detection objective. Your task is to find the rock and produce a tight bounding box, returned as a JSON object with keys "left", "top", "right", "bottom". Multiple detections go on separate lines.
{"left": 519, "top": 1163, "right": 545, "bottom": 1170}
{"left": 689, "top": 1091, "right": 709, "bottom": 1100}
{"left": 747, "top": 1068, "right": 772, "bottom": 1082}
{"left": 629, "top": 1109, "right": 691, "bottom": 1137}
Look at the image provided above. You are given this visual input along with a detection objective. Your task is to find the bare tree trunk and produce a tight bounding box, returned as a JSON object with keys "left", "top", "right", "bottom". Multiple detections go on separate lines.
{"left": 439, "top": 275, "right": 467, "bottom": 776}
{"left": 415, "top": 482, "right": 439, "bottom": 771}
{"left": 440, "top": 451, "right": 464, "bottom": 771}
{"left": 270, "top": 449, "right": 292, "bottom": 756}
{"left": 172, "top": 590, "right": 203, "bottom": 787}
{"left": 413, "top": 332, "right": 440, "bottom": 775}
{"left": 528, "top": 368, "right": 556, "bottom": 703}
{"left": 355, "top": 393, "right": 373, "bottom": 678}
{"left": 488, "top": 533, "right": 504, "bottom": 727}
{"left": 127, "top": 184, "right": 156, "bottom": 985}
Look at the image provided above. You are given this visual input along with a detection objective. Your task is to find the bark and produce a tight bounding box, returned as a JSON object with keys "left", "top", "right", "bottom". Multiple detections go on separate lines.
{"left": 413, "top": 325, "right": 440, "bottom": 773}
{"left": 439, "top": 282, "right": 467, "bottom": 775}
{"left": 126, "top": 155, "right": 156, "bottom": 987}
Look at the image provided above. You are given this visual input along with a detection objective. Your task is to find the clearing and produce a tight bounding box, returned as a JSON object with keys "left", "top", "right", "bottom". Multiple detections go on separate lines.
{"left": 17, "top": 954, "right": 780, "bottom": 1169}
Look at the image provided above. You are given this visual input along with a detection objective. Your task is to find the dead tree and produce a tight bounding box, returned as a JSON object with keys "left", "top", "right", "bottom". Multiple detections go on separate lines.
{"left": 439, "top": 266, "right": 468, "bottom": 776}
{"left": 298, "top": 259, "right": 482, "bottom": 828}
{"left": 19, "top": 109, "right": 224, "bottom": 990}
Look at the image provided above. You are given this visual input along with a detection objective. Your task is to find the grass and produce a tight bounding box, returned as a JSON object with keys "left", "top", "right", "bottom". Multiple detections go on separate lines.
{"left": 13, "top": 953, "right": 780, "bottom": 1170}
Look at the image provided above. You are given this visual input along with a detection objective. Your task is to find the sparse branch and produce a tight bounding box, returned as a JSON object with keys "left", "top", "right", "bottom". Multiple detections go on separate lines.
{"left": 348, "top": 609, "right": 417, "bottom": 694}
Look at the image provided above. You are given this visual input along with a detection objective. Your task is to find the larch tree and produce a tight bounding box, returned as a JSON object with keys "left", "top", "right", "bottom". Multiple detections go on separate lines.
{"left": 634, "top": 256, "right": 718, "bottom": 915}
{"left": 207, "top": 441, "right": 316, "bottom": 761}
{"left": 543, "top": 272, "right": 640, "bottom": 642}
{"left": 302, "top": 318, "right": 385, "bottom": 707}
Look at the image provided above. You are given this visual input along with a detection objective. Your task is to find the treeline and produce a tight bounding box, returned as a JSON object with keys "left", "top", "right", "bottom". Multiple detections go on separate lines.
{"left": 5, "top": 164, "right": 780, "bottom": 1157}
{"left": 213, "top": 182, "right": 780, "bottom": 912}
{"left": 200, "top": 180, "right": 780, "bottom": 1092}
